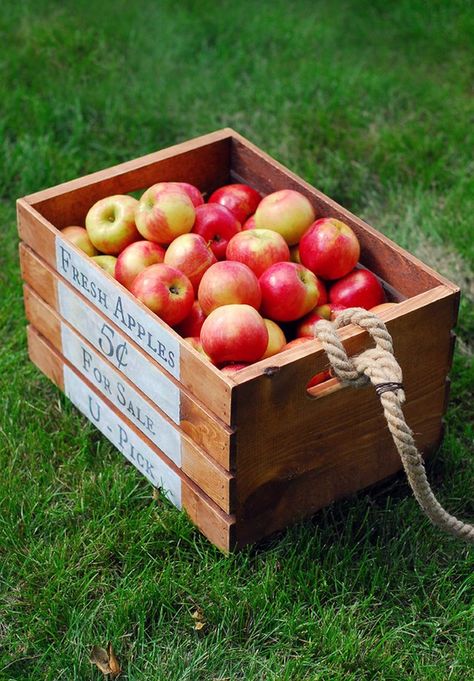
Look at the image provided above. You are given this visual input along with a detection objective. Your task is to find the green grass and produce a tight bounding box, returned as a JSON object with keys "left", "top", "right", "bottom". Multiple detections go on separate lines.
{"left": 1, "top": 0, "right": 473, "bottom": 678}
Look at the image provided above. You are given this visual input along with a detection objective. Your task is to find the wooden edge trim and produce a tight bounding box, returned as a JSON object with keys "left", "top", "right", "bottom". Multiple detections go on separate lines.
{"left": 21, "top": 129, "right": 235, "bottom": 205}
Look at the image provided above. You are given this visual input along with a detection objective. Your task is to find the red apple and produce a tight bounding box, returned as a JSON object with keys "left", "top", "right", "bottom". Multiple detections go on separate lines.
{"left": 85, "top": 195, "right": 140, "bottom": 255}
{"left": 175, "top": 301, "right": 206, "bottom": 338}
{"left": 243, "top": 215, "right": 256, "bottom": 230}
{"left": 299, "top": 217, "right": 360, "bottom": 280}
{"left": 329, "top": 269, "right": 384, "bottom": 310}
{"left": 61, "top": 226, "right": 99, "bottom": 256}
{"left": 220, "top": 363, "right": 249, "bottom": 375}
{"left": 164, "top": 233, "right": 216, "bottom": 292}
{"left": 192, "top": 204, "right": 241, "bottom": 260}
{"left": 307, "top": 370, "right": 332, "bottom": 388}
{"left": 208, "top": 183, "right": 262, "bottom": 224}
{"left": 175, "top": 182, "right": 204, "bottom": 207}
{"left": 131, "top": 263, "right": 194, "bottom": 326}
{"left": 201, "top": 304, "right": 268, "bottom": 364}
{"left": 115, "top": 240, "right": 166, "bottom": 290}
{"left": 326, "top": 303, "right": 347, "bottom": 320}
{"left": 198, "top": 261, "right": 261, "bottom": 316}
{"left": 296, "top": 305, "right": 332, "bottom": 338}
{"left": 281, "top": 337, "right": 312, "bottom": 351}
{"left": 226, "top": 229, "right": 290, "bottom": 278}
{"left": 92, "top": 255, "right": 117, "bottom": 276}
{"left": 259, "top": 262, "right": 319, "bottom": 322}
{"left": 262, "top": 319, "right": 286, "bottom": 358}
{"left": 254, "top": 189, "right": 315, "bottom": 245}
{"left": 135, "top": 182, "right": 195, "bottom": 244}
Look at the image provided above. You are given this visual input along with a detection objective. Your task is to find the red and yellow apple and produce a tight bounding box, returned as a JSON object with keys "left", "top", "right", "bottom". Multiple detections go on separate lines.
{"left": 92, "top": 255, "right": 117, "bottom": 276}
{"left": 200, "top": 304, "right": 268, "bottom": 364}
{"left": 85, "top": 195, "right": 140, "bottom": 255}
{"left": 175, "top": 301, "right": 207, "bottom": 338}
{"left": 135, "top": 182, "right": 195, "bottom": 244}
{"left": 175, "top": 182, "right": 204, "bottom": 207}
{"left": 254, "top": 189, "right": 315, "bottom": 245}
{"left": 329, "top": 269, "right": 384, "bottom": 310}
{"left": 208, "top": 183, "right": 262, "bottom": 224}
{"left": 281, "top": 337, "right": 312, "bottom": 351}
{"left": 164, "top": 233, "right": 216, "bottom": 292}
{"left": 130, "top": 263, "right": 194, "bottom": 326}
{"left": 262, "top": 319, "right": 286, "bottom": 358}
{"left": 192, "top": 204, "right": 241, "bottom": 260}
{"left": 220, "top": 363, "right": 249, "bottom": 375}
{"left": 226, "top": 228, "right": 290, "bottom": 278}
{"left": 61, "top": 226, "right": 99, "bottom": 256}
{"left": 243, "top": 215, "right": 256, "bottom": 230}
{"left": 198, "top": 261, "right": 261, "bottom": 315}
{"left": 115, "top": 240, "right": 166, "bottom": 290}
{"left": 259, "top": 262, "right": 319, "bottom": 322}
{"left": 296, "top": 305, "right": 332, "bottom": 338}
{"left": 299, "top": 218, "right": 360, "bottom": 280}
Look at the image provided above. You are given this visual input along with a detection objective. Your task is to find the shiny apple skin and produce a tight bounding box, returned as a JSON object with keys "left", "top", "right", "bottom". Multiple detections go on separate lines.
{"left": 192, "top": 204, "right": 241, "bottom": 260}
{"left": 259, "top": 262, "right": 319, "bottom": 322}
{"left": 164, "top": 233, "right": 216, "bottom": 292}
{"left": 254, "top": 189, "right": 315, "bottom": 245}
{"left": 208, "top": 183, "right": 262, "bottom": 224}
{"left": 175, "top": 301, "right": 207, "bottom": 338}
{"left": 175, "top": 182, "right": 204, "bottom": 207}
{"left": 135, "top": 182, "right": 195, "bottom": 244}
{"left": 85, "top": 195, "right": 140, "bottom": 255}
{"left": 115, "top": 240, "right": 166, "bottom": 290}
{"left": 130, "top": 263, "right": 194, "bottom": 326}
{"left": 61, "top": 226, "right": 99, "bottom": 256}
{"left": 226, "top": 228, "right": 290, "bottom": 278}
{"left": 198, "top": 261, "right": 261, "bottom": 316}
{"left": 299, "top": 217, "right": 360, "bottom": 280}
{"left": 200, "top": 304, "right": 268, "bottom": 364}
{"left": 242, "top": 215, "right": 256, "bottom": 230}
{"left": 329, "top": 269, "right": 384, "bottom": 310}
{"left": 262, "top": 319, "right": 287, "bottom": 358}
{"left": 296, "top": 305, "right": 332, "bottom": 337}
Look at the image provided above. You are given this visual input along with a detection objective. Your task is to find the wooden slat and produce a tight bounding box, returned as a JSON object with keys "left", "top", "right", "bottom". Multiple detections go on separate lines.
{"left": 230, "top": 132, "right": 459, "bottom": 298}
{"left": 19, "top": 245, "right": 234, "bottom": 470}
{"left": 27, "top": 325, "right": 235, "bottom": 552}
{"left": 23, "top": 130, "right": 233, "bottom": 226}
{"left": 17, "top": 205, "right": 234, "bottom": 425}
{"left": 23, "top": 288, "right": 235, "bottom": 512}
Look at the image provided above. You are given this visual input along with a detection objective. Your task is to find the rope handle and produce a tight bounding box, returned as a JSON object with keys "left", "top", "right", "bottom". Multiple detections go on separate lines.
{"left": 314, "top": 307, "right": 474, "bottom": 543}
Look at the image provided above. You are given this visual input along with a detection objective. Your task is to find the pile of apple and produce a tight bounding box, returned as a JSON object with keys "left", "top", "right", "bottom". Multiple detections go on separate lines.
{"left": 62, "top": 182, "right": 395, "bottom": 377}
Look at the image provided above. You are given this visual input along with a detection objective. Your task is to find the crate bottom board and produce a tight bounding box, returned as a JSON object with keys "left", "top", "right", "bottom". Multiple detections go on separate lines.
{"left": 27, "top": 325, "right": 236, "bottom": 552}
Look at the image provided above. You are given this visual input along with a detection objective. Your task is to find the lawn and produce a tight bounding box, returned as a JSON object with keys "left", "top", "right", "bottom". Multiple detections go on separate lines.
{"left": 1, "top": 0, "right": 473, "bottom": 678}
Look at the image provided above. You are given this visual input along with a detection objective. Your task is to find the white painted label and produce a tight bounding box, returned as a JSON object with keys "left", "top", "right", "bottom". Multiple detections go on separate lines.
{"left": 63, "top": 366, "right": 182, "bottom": 508}
{"left": 61, "top": 324, "right": 182, "bottom": 467}
{"left": 57, "top": 280, "right": 180, "bottom": 424}
{"left": 55, "top": 237, "right": 180, "bottom": 379}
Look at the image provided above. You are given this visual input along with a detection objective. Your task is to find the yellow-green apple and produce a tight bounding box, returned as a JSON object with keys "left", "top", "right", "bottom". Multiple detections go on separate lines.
{"left": 289, "top": 244, "right": 301, "bottom": 263}
{"left": 131, "top": 263, "right": 194, "bottom": 326}
{"left": 329, "top": 269, "right": 384, "bottom": 309}
{"left": 192, "top": 204, "right": 241, "bottom": 260}
{"left": 198, "top": 261, "right": 261, "bottom": 315}
{"left": 262, "top": 319, "right": 286, "bottom": 358}
{"left": 61, "top": 226, "right": 99, "bottom": 256}
{"left": 226, "top": 228, "right": 290, "bottom": 278}
{"left": 92, "top": 255, "right": 117, "bottom": 276}
{"left": 200, "top": 304, "right": 268, "bottom": 364}
{"left": 221, "top": 363, "right": 249, "bottom": 375}
{"left": 85, "top": 195, "right": 140, "bottom": 255}
{"left": 175, "top": 182, "right": 204, "bottom": 207}
{"left": 243, "top": 215, "right": 256, "bottom": 230}
{"left": 135, "top": 182, "right": 195, "bottom": 244}
{"left": 175, "top": 301, "right": 206, "bottom": 338}
{"left": 115, "top": 240, "right": 166, "bottom": 290}
{"left": 370, "top": 302, "right": 398, "bottom": 314}
{"left": 164, "top": 233, "right": 216, "bottom": 292}
{"left": 254, "top": 189, "right": 315, "bottom": 245}
{"left": 299, "top": 218, "right": 360, "bottom": 280}
{"left": 259, "top": 262, "right": 319, "bottom": 322}
{"left": 208, "top": 183, "right": 262, "bottom": 224}
{"left": 296, "top": 305, "right": 332, "bottom": 338}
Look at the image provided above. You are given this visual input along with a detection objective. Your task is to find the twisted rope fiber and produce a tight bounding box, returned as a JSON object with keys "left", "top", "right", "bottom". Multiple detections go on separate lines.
{"left": 314, "top": 307, "right": 474, "bottom": 543}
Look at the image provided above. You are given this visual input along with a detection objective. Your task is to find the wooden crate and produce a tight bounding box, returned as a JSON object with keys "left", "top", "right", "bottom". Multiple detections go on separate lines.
{"left": 17, "top": 128, "right": 459, "bottom": 550}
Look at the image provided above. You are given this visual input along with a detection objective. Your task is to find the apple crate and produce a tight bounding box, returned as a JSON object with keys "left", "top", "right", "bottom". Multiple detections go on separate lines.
{"left": 17, "top": 129, "right": 459, "bottom": 551}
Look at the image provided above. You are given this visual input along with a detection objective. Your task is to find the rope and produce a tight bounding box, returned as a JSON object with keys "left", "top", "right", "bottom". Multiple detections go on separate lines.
{"left": 314, "top": 307, "right": 474, "bottom": 543}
